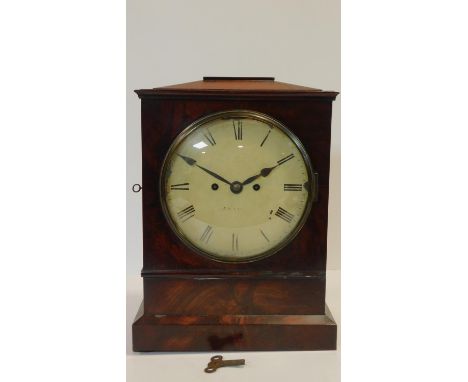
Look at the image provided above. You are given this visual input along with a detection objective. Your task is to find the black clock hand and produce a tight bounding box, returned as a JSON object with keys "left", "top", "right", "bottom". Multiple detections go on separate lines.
{"left": 177, "top": 154, "right": 232, "bottom": 186}
{"left": 241, "top": 165, "right": 278, "bottom": 186}
{"left": 196, "top": 164, "right": 233, "bottom": 185}
{"left": 242, "top": 153, "right": 295, "bottom": 186}
{"left": 177, "top": 153, "right": 197, "bottom": 166}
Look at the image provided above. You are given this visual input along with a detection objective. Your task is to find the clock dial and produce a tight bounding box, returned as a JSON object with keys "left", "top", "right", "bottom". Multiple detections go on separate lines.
{"left": 161, "top": 110, "right": 315, "bottom": 262}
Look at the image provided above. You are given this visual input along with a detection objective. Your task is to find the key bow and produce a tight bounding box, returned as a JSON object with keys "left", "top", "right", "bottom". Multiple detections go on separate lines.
{"left": 204, "top": 355, "right": 245, "bottom": 373}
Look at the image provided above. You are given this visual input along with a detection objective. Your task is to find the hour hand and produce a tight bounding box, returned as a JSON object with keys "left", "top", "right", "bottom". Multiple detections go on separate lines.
{"left": 241, "top": 165, "right": 278, "bottom": 185}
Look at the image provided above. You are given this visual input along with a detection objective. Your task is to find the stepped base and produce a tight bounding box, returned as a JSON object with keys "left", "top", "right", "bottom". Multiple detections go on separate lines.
{"left": 132, "top": 302, "right": 337, "bottom": 352}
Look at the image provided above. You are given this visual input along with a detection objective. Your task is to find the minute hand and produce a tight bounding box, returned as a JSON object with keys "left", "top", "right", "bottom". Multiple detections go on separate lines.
{"left": 177, "top": 154, "right": 232, "bottom": 185}
{"left": 196, "top": 164, "right": 232, "bottom": 185}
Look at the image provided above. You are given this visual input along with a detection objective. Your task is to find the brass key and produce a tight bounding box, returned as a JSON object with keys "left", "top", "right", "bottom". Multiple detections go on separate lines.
{"left": 204, "top": 355, "right": 245, "bottom": 373}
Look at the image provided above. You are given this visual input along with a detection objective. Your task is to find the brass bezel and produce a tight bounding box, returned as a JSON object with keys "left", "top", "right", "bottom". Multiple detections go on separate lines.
{"left": 159, "top": 110, "right": 316, "bottom": 263}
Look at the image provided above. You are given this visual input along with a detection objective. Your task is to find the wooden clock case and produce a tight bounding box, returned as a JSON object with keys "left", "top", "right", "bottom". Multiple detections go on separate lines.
{"left": 132, "top": 77, "right": 339, "bottom": 352}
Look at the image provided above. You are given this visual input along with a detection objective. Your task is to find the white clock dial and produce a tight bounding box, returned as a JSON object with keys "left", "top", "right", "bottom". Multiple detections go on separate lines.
{"left": 161, "top": 110, "right": 315, "bottom": 262}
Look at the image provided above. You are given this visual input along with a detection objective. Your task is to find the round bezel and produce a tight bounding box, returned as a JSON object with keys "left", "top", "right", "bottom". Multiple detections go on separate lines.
{"left": 160, "top": 110, "right": 316, "bottom": 263}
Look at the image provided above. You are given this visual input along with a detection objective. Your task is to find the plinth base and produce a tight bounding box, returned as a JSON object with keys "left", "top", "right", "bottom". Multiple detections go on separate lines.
{"left": 132, "top": 302, "right": 337, "bottom": 352}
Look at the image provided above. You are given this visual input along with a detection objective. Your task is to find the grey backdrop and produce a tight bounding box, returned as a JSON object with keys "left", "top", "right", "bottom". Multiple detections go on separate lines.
{"left": 127, "top": 0, "right": 340, "bottom": 275}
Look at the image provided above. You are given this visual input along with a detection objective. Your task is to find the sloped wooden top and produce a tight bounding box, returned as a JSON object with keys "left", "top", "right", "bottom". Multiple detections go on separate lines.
{"left": 135, "top": 77, "right": 338, "bottom": 100}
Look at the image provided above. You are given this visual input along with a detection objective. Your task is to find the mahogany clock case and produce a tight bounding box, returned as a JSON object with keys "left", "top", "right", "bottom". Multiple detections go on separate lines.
{"left": 132, "top": 78, "right": 339, "bottom": 352}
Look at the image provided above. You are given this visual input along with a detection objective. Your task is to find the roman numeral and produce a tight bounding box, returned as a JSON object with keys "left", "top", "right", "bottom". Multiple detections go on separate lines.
{"left": 232, "top": 233, "right": 239, "bottom": 252}
{"left": 284, "top": 183, "right": 302, "bottom": 191}
{"left": 200, "top": 225, "right": 213, "bottom": 243}
{"left": 177, "top": 205, "right": 195, "bottom": 222}
{"left": 260, "top": 229, "right": 270, "bottom": 242}
{"left": 260, "top": 129, "right": 271, "bottom": 147}
{"left": 277, "top": 153, "right": 294, "bottom": 165}
{"left": 233, "top": 120, "right": 243, "bottom": 140}
{"left": 275, "top": 207, "right": 294, "bottom": 223}
{"left": 170, "top": 182, "right": 190, "bottom": 191}
{"left": 204, "top": 131, "right": 216, "bottom": 146}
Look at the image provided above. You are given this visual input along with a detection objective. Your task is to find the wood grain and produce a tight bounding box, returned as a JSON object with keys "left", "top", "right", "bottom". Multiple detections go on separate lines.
{"left": 133, "top": 303, "right": 337, "bottom": 352}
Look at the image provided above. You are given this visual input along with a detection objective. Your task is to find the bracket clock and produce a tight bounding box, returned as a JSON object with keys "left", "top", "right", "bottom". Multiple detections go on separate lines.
{"left": 132, "top": 77, "right": 339, "bottom": 352}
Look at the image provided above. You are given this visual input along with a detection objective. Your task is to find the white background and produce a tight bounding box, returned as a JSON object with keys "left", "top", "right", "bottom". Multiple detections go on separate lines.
{"left": 1, "top": 1, "right": 468, "bottom": 382}
{"left": 126, "top": 3, "right": 341, "bottom": 379}
{"left": 127, "top": 0, "right": 341, "bottom": 276}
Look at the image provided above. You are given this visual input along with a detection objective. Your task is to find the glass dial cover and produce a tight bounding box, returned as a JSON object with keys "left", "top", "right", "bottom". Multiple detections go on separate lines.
{"left": 161, "top": 110, "right": 315, "bottom": 262}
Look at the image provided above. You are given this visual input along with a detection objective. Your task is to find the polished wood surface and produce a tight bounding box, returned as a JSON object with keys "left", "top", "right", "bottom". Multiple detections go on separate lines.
{"left": 132, "top": 78, "right": 338, "bottom": 352}
{"left": 133, "top": 302, "right": 337, "bottom": 352}
{"left": 136, "top": 77, "right": 338, "bottom": 99}
{"left": 142, "top": 276, "right": 325, "bottom": 315}
{"left": 138, "top": 98, "right": 333, "bottom": 274}
{"left": 154, "top": 77, "right": 322, "bottom": 92}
